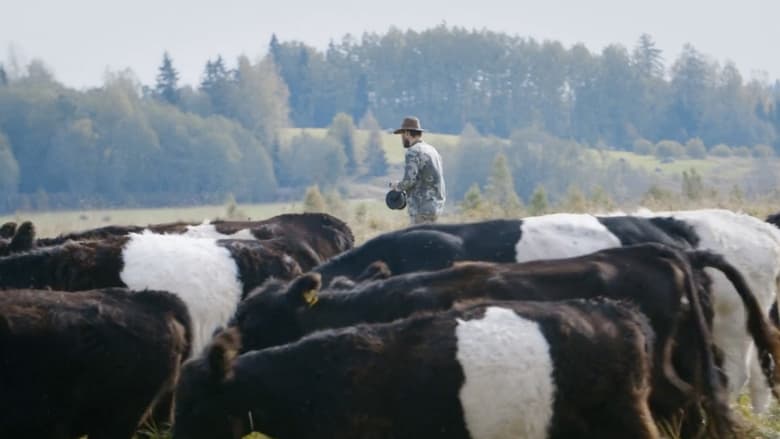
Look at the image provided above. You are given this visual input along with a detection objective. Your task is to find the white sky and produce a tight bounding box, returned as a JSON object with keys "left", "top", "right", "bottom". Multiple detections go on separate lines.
{"left": 2, "top": 0, "right": 778, "bottom": 89}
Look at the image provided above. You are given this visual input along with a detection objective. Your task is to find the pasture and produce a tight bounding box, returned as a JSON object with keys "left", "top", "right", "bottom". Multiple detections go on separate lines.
{"left": 5, "top": 201, "right": 780, "bottom": 438}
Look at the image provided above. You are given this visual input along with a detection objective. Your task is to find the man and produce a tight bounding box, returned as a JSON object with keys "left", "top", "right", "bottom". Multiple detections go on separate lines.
{"left": 391, "top": 116, "right": 446, "bottom": 224}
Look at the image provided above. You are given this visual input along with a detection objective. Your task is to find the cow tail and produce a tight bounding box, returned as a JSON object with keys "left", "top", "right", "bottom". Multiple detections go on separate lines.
{"left": 675, "top": 249, "right": 736, "bottom": 438}
{"left": 688, "top": 250, "right": 780, "bottom": 401}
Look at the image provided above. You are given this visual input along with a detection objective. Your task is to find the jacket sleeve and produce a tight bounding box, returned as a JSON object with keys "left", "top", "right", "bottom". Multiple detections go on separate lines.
{"left": 397, "top": 149, "right": 421, "bottom": 192}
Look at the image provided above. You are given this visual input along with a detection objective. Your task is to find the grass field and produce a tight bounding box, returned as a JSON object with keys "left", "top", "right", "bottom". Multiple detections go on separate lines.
{"left": 0, "top": 198, "right": 413, "bottom": 245}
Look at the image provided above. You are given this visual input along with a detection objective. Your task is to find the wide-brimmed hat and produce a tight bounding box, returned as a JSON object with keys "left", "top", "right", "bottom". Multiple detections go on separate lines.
{"left": 393, "top": 117, "right": 425, "bottom": 134}
{"left": 385, "top": 189, "right": 407, "bottom": 210}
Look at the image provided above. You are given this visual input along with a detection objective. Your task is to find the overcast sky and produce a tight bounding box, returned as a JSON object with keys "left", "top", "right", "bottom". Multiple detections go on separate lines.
{"left": 2, "top": 0, "right": 778, "bottom": 89}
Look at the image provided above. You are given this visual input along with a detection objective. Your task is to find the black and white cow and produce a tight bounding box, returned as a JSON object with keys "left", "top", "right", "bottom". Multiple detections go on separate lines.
{"left": 0, "top": 287, "right": 191, "bottom": 439}
{"left": 0, "top": 232, "right": 301, "bottom": 355}
{"left": 308, "top": 210, "right": 780, "bottom": 411}
{"left": 634, "top": 209, "right": 780, "bottom": 412}
{"left": 237, "top": 243, "right": 778, "bottom": 436}
{"left": 33, "top": 213, "right": 354, "bottom": 271}
{"left": 310, "top": 216, "right": 696, "bottom": 285}
{"left": 176, "top": 299, "right": 661, "bottom": 439}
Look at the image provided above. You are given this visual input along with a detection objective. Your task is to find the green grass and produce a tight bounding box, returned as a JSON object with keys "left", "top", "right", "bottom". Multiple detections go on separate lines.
{"left": 605, "top": 150, "right": 720, "bottom": 174}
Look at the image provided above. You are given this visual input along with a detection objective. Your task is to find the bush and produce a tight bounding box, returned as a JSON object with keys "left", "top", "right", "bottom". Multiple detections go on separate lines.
{"left": 734, "top": 146, "right": 752, "bottom": 158}
{"left": 753, "top": 144, "right": 775, "bottom": 158}
{"left": 632, "top": 138, "right": 655, "bottom": 156}
{"left": 654, "top": 140, "right": 685, "bottom": 161}
{"left": 685, "top": 138, "right": 707, "bottom": 159}
{"left": 710, "top": 144, "right": 732, "bottom": 157}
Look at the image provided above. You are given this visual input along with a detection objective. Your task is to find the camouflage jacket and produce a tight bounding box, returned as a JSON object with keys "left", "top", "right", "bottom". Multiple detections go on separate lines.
{"left": 397, "top": 140, "right": 446, "bottom": 216}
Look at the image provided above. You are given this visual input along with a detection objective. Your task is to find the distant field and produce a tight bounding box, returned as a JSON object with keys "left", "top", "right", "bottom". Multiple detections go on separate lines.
{"left": 0, "top": 202, "right": 297, "bottom": 239}
{"left": 0, "top": 198, "right": 412, "bottom": 244}
{"left": 281, "top": 128, "right": 780, "bottom": 192}
{"left": 281, "top": 127, "right": 460, "bottom": 164}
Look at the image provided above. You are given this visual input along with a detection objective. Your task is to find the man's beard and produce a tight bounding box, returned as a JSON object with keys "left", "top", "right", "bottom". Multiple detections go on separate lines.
{"left": 402, "top": 137, "right": 411, "bottom": 148}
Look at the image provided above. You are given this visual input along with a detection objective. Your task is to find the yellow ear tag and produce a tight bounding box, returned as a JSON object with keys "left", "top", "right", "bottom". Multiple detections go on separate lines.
{"left": 302, "top": 289, "right": 319, "bottom": 308}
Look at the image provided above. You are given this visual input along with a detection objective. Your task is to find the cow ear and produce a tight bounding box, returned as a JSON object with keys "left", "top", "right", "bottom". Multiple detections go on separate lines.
{"left": 10, "top": 221, "right": 35, "bottom": 252}
{"left": 286, "top": 272, "right": 322, "bottom": 308}
{"left": 207, "top": 328, "right": 241, "bottom": 383}
{"left": 356, "top": 260, "right": 392, "bottom": 281}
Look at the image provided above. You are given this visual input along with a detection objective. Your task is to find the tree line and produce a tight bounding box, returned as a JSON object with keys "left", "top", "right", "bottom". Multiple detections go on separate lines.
{"left": 1, "top": 25, "right": 779, "bottom": 213}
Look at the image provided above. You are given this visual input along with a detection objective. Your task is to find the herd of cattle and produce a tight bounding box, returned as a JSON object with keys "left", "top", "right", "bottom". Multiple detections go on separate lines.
{"left": 2, "top": 209, "right": 780, "bottom": 438}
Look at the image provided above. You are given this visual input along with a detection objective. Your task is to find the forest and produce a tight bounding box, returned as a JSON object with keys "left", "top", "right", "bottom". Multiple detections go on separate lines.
{"left": 1, "top": 25, "right": 779, "bottom": 213}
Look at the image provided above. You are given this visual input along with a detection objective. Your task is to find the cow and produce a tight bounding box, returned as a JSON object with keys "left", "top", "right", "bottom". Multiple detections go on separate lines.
{"left": 33, "top": 212, "right": 354, "bottom": 271}
{"left": 0, "top": 221, "right": 16, "bottom": 239}
{"left": 633, "top": 209, "right": 780, "bottom": 412}
{"left": 0, "top": 232, "right": 302, "bottom": 356}
{"left": 0, "top": 287, "right": 191, "bottom": 439}
{"left": 307, "top": 210, "right": 780, "bottom": 412}
{"left": 175, "top": 299, "right": 661, "bottom": 439}
{"left": 0, "top": 221, "right": 35, "bottom": 256}
{"left": 237, "top": 243, "right": 780, "bottom": 437}
{"left": 310, "top": 215, "right": 697, "bottom": 286}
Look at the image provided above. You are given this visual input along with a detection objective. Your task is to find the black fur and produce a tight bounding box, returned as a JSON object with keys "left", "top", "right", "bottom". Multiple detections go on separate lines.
{"left": 32, "top": 213, "right": 353, "bottom": 271}
{"left": 0, "top": 288, "right": 192, "bottom": 439}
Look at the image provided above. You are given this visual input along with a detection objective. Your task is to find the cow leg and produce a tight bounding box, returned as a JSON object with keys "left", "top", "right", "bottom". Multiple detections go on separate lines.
{"left": 748, "top": 347, "right": 772, "bottom": 413}
{"left": 711, "top": 304, "right": 751, "bottom": 399}
{"left": 146, "top": 389, "right": 175, "bottom": 433}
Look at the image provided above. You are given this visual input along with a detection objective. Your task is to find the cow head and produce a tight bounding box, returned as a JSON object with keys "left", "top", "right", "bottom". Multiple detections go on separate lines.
{"left": 10, "top": 221, "right": 35, "bottom": 253}
{"left": 0, "top": 221, "right": 16, "bottom": 239}
{"left": 174, "top": 329, "right": 245, "bottom": 439}
{"left": 231, "top": 272, "right": 322, "bottom": 352}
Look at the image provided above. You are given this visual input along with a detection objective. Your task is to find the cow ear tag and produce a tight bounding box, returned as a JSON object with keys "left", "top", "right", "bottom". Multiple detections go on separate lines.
{"left": 302, "top": 289, "right": 319, "bottom": 308}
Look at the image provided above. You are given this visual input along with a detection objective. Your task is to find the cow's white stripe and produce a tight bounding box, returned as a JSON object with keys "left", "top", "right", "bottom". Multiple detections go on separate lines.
{"left": 120, "top": 231, "right": 243, "bottom": 356}
{"left": 515, "top": 213, "right": 621, "bottom": 262}
{"left": 456, "top": 306, "right": 555, "bottom": 439}
{"left": 181, "top": 221, "right": 256, "bottom": 240}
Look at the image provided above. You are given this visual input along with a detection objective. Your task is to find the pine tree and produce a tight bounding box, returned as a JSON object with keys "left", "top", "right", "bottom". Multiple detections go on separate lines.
{"left": 485, "top": 152, "right": 522, "bottom": 216}
{"left": 352, "top": 73, "right": 369, "bottom": 121}
{"left": 200, "top": 55, "right": 232, "bottom": 115}
{"left": 460, "top": 183, "right": 486, "bottom": 219}
{"left": 269, "top": 34, "right": 282, "bottom": 62}
{"left": 632, "top": 34, "right": 664, "bottom": 79}
{"left": 529, "top": 185, "right": 549, "bottom": 216}
{"left": 364, "top": 129, "right": 387, "bottom": 176}
{"left": 303, "top": 185, "right": 327, "bottom": 212}
{"left": 327, "top": 113, "right": 358, "bottom": 174}
{"left": 155, "top": 52, "right": 180, "bottom": 104}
